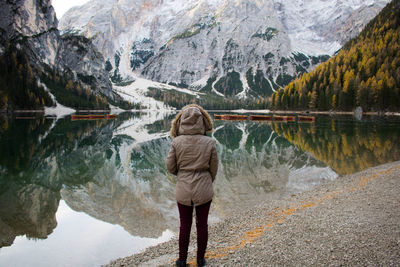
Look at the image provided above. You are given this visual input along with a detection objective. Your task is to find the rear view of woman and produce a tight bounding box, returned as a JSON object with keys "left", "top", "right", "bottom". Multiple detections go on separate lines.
{"left": 166, "top": 104, "right": 218, "bottom": 267}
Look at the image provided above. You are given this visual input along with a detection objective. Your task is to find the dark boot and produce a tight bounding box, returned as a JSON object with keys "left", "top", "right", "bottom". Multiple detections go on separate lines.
{"left": 176, "top": 259, "right": 187, "bottom": 267}
{"left": 197, "top": 258, "right": 206, "bottom": 267}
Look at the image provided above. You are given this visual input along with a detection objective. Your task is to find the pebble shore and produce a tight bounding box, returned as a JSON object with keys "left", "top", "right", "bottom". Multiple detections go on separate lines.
{"left": 104, "top": 161, "right": 400, "bottom": 267}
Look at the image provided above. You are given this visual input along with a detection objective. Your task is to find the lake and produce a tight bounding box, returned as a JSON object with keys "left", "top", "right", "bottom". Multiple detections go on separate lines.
{"left": 0, "top": 112, "right": 399, "bottom": 267}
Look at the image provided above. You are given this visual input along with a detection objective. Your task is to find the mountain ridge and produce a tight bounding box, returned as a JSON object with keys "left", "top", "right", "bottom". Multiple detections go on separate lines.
{"left": 60, "top": 0, "right": 390, "bottom": 99}
{"left": 0, "top": 0, "right": 121, "bottom": 110}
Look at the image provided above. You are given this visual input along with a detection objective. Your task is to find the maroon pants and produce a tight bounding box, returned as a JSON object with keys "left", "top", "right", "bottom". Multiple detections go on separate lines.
{"left": 177, "top": 200, "right": 212, "bottom": 262}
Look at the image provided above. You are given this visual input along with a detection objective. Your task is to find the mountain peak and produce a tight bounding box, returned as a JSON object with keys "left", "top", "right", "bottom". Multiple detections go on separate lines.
{"left": 59, "top": 0, "right": 390, "bottom": 98}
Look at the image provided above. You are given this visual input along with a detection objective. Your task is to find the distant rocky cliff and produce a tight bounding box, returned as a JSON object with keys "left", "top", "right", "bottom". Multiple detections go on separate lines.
{"left": 0, "top": 0, "right": 116, "bottom": 109}
{"left": 59, "top": 0, "right": 390, "bottom": 98}
{"left": 56, "top": 32, "right": 114, "bottom": 99}
{"left": 0, "top": 0, "right": 59, "bottom": 64}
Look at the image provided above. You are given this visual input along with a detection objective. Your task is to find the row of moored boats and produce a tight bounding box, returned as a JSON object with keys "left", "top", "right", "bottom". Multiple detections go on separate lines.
{"left": 214, "top": 114, "right": 315, "bottom": 122}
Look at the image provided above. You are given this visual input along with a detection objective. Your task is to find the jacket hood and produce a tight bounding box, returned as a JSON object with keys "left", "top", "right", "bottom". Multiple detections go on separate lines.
{"left": 170, "top": 104, "right": 213, "bottom": 138}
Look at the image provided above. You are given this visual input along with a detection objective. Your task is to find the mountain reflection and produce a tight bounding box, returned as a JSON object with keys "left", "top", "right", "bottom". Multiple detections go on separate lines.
{"left": 0, "top": 114, "right": 121, "bottom": 247}
{"left": 0, "top": 113, "right": 398, "bottom": 247}
{"left": 211, "top": 120, "right": 336, "bottom": 216}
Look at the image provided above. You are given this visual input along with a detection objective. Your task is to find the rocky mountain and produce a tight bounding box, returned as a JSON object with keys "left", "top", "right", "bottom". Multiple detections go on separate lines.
{"left": 0, "top": 0, "right": 59, "bottom": 65}
{"left": 0, "top": 0, "right": 118, "bottom": 110}
{"left": 56, "top": 32, "right": 114, "bottom": 99}
{"left": 59, "top": 0, "right": 390, "bottom": 98}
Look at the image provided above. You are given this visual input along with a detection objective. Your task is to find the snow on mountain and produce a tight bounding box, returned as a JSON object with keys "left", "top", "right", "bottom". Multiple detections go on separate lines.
{"left": 113, "top": 76, "right": 202, "bottom": 110}
{"left": 59, "top": 0, "right": 390, "bottom": 98}
{"left": 280, "top": 0, "right": 389, "bottom": 55}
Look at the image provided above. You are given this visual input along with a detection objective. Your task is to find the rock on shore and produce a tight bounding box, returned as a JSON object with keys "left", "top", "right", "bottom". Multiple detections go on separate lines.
{"left": 104, "top": 161, "right": 400, "bottom": 266}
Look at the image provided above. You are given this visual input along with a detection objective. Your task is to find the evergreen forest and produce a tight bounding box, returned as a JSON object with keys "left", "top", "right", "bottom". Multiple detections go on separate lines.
{"left": 146, "top": 87, "right": 269, "bottom": 110}
{"left": 270, "top": 0, "right": 400, "bottom": 112}
{"left": 0, "top": 42, "right": 110, "bottom": 111}
{"left": 0, "top": 43, "right": 54, "bottom": 110}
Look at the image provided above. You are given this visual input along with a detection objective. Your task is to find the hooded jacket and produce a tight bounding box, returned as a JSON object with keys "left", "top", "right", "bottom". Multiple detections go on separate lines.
{"left": 166, "top": 104, "right": 218, "bottom": 206}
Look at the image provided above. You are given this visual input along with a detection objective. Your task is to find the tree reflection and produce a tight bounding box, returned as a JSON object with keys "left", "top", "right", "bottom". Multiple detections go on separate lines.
{"left": 1, "top": 114, "right": 398, "bottom": 247}
{"left": 271, "top": 116, "right": 400, "bottom": 175}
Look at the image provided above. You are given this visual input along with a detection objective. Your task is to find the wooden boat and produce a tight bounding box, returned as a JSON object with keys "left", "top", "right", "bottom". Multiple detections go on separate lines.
{"left": 298, "top": 115, "right": 315, "bottom": 122}
{"left": 216, "top": 114, "right": 248, "bottom": 120}
{"left": 71, "top": 115, "right": 91, "bottom": 120}
{"left": 89, "top": 114, "right": 107, "bottom": 119}
{"left": 71, "top": 114, "right": 117, "bottom": 120}
{"left": 224, "top": 114, "right": 248, "bottom": 120}
{"left": 273, "top": 115, "right": 287, "bottom": 121}
{"left": 249, "top": 115, "right": 273, "bottom": 121}
{"left": 214, "top": 114, "right": 223, "bottom": 120}
{"left": 106, "top": 114, "right": 117, "bottom": 119}
{"left": 16, "top": 116, "right": 36, "bottom": 120}
{"left": 285, "top": 116, "right": 296, "bottom": 122}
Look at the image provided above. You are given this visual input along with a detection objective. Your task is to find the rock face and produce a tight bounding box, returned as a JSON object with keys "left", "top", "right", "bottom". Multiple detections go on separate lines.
{"left": 56, "top": 33, "right": 114, "bottom": 98}
{"left": 59, "top": 0, "right": 390, "bottom": 97}
{"left": 0, "top": 0, "right": 114, "bottom": 102}
{"left": 0, "top": 0, "right": 59, "bottom": 65}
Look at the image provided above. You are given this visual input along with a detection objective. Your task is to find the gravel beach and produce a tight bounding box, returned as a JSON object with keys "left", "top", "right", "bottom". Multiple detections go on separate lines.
{"left": 105, "top": 161, "right": 400, "bottom": 267}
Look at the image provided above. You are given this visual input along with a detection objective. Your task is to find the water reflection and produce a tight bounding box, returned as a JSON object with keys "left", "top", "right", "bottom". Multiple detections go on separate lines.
{"left": 0, "top": 183, "right": 59, "bottom": 247}
{"left": 0, "top": 200, "right": 173, "bottom": 267}
{"left": 271, "top": 116, "right": 400, "bottom": 175}
{"left": 211, "top": 120, "right": 336, "bottom": 216}
{"left": 0, "top": 114, "right": 120, "bottom": 248}
{"left": 0, "top": 112, "right": 399, "bottom": 266}
{"left": 59, "top": 136, "right": 176, "bottom": 238}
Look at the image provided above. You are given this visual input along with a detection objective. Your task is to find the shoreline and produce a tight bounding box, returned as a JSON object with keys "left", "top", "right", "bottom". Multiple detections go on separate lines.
{"left": 2, "top": 109, "right": 400, "bottom": 117}
{"left": 104, "top": 161, "right": 400, "bottom": 266}
{"left": 268, "top": 110, "right": 400, "bottom": 116}
{"left": 211, "top": 109, "right": 400, "bottom": 117}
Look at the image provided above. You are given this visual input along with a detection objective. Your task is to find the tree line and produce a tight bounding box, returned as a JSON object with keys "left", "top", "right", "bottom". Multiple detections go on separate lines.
{"left": 0, "top": 41, "right": 110, "bottom": 111}
{"left": 147, "top": 87, "right": 269, "bottom": 110}
{"left": 0, "top": 43, "right": 54, "bottom": 110}
{"left": 40, "top": 65, "right": 109, "bottom": 110}
{"left": 270, "top": 0, "right": 400, "bottom": 111}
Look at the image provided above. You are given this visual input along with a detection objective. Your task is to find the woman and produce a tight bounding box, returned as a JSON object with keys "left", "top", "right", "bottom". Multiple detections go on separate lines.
{"left": 166, "top": 104, "right": 219, "bottom": 267}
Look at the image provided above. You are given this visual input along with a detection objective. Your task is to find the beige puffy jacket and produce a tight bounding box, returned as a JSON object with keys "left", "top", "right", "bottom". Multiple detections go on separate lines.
{"left": 166, "top": 104, "right": 218, "bottom": 206}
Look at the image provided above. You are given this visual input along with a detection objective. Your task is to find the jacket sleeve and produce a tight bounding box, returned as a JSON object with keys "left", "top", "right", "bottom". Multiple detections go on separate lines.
{"left": 166, "top": 142, "right": 178, "bottom": 175}
{"left": 209, "top": 141, "right": 218, "bottom": 182}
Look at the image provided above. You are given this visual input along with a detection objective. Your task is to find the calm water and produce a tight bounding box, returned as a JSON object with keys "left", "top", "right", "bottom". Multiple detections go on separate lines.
{"left": 0, "top": 112, "right": 399, "bottom": 267}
